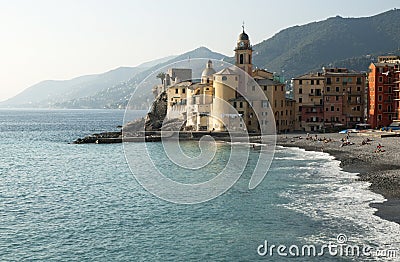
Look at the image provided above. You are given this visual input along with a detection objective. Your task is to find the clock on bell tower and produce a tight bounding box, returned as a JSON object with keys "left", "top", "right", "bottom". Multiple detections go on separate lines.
{"left": 234, "top": 24, "right": 253, "bottom": 76}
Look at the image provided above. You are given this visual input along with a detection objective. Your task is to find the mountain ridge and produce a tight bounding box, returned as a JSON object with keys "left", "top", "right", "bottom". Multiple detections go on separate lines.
{"left": 2, "top": 9, "right": 400, "bottom": 109}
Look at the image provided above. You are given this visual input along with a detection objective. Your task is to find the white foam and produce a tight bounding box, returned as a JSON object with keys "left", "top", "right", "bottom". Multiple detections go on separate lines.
{"left": 278, "top": 146, "right": 400, "bottom": 258}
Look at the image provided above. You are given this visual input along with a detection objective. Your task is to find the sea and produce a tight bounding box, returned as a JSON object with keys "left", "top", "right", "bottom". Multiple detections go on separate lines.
{"left": 0, "top": 109, "right": 399, "bottom": 261}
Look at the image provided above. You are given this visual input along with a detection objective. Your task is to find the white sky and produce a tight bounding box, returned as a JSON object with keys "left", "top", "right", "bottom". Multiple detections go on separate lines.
{"left": 0, "top": 0, "right": 399, "bottom": 101}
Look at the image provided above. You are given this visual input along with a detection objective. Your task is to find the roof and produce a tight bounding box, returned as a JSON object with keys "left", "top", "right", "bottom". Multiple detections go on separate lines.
{"left": 214, "top": 67, "right": 237, "bottom": 75}
{"left": 293, "top": 73, "right": 324, "bottom": 80}
{"left": 228, "top": 97, "right": 247, "bottom": 102}
{"left": 187, "top": 83, "right": 209, "bottom": 90}
{"left": 372, "top": 62, "right": 400, "bottom": 67}
{"left": 255, "top": 78, "right": 281, "bottom": 86}
{"left": 201, "top": 67, "right": 216, "bottom": 77}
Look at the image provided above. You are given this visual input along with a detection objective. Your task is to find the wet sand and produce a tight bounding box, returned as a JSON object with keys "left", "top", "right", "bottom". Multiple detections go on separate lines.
{"left": 277, "top": 133, "right": 400, "bottom": 225}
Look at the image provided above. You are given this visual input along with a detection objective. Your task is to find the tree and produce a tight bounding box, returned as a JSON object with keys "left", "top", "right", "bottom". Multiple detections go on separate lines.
{"left": 156, "top": 72, "right": 166, "bottom": 84}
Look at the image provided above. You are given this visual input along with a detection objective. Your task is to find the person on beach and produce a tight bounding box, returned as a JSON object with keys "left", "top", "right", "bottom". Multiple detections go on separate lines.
{"left": 375, "top": 143, "right": 386, "bottom": 153}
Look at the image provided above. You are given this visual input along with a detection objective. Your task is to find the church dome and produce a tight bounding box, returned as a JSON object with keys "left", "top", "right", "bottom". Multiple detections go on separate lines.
{"left": 201, "top": 60, "right": 216, "bottom": 77}
{"left": 239, "top": 31, "right": 249, "bottom": 41}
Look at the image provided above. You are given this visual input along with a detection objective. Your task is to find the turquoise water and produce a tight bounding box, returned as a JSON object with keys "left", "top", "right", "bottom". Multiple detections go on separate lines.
{"left": 0, "top": 109, "right": 399, "bottom": 261}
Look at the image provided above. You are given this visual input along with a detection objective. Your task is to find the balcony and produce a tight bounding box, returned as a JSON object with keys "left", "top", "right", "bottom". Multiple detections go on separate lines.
{"left": 348, "top": 101, "right": 362, "bottom": 105}
{"left": 304, "top": 110, "right": 323, "bottom": 114}
{"left": 301, "top": 102, "right": 323, "bottom": 107}
{"left": 309, "top": 93, "right": 322, "bottom": 96}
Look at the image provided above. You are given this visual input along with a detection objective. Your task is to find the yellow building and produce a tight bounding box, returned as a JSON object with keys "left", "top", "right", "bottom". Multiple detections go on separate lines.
{"left": 163, "top": 26, "right": 294, "bottom": 133}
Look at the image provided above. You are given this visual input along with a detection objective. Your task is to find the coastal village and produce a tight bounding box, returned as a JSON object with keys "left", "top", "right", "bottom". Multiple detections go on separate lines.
{"left": 154, "top": 27, "right": 400, "bottom": 134}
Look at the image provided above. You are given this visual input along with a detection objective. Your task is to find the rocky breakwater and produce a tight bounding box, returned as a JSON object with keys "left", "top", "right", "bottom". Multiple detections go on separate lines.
{"left": 73, "top": 91, "right": 183, "bottom": 144}
{"left": 72, "top": 131, "right": 122, "bottom": 144}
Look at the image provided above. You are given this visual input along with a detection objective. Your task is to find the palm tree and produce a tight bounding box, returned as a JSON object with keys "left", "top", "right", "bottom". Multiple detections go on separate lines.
{"left": 156, "top": 72, "right": 166, "bottom": 84}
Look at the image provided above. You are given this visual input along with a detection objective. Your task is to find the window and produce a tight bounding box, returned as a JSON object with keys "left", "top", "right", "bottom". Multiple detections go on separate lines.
{"left": 336, "top": 77, "right": 340, "bottom": 83}
{"left": 357, "top": 86, "right": 361, "bottom": 92}
{"left": 336, "top": 96, "right": 339, "bottom": 101}
{"left": 239, "top": 54, "right": 244, "bottom": 64}
{"left": 222, "top": 76, "right": 227, "bottom": 81}
{"left": 357, "top": 77, "right": 362, "bottom": 84}
{"left": 264, "top": 86, "right": 267, "bottom": 91}
{"left": 299, "top": 98, "right": 302, "bottom": 103}
{"left": 311, "top": 80, "right": 314, "bottom": 85}
{"left": 175, "top": 88, "right": 179, "bottom": 94}
{"left": 336, "top": 87, "right": 339, "bottom": 92}
{"left": 378, "top": 104, "right": 382, "bottom": 110}
{"left": 317, "top": 80, "right": 320, "bottom": 85}
{"left": 378, "top": 95, "right": 382, "bottom": 102}
{"left": 233, "top": 102, "right": 237, "bottom": 108}
{"left": 326, "top": 107, "right": 328, "bottom": 111}
{"left": 182, "top": 88, "right": 185, "bottom": 94}
{"left": 299, "top": 106, "right": 302, "bottom": 112}
{"left": 239, "top": 102, "right": 243, "bottom": 108}
{"left": 378, "top": 115, "right": 382, "bottom": 121}
{"left": 326, "top": 78, "right": 331, "bottom": 84}
{"left": 326, "top": 86, "right": 331, "bottom": 92}
{"left": 299, "top": 88, "right": 302, "bottom": 94}
{"left": 337, "top": 108, "right": 339, "bottom": 111}
{"left": 379, "top": 76, "right": 383, "bottom": 83}
{"left": 275, "top": 86, "right": 277, "bottom": 91}
{"left": 378, "top": 86, "right": 382, "bottom": 92}
{"left": 299, "top": 80, "right": 303, "bottom": 85}
{"left": 281, "top": 86, "right": 284, "bottom": 91}
{"left": 331, "top": 106, "right": 334, "bottom": 111}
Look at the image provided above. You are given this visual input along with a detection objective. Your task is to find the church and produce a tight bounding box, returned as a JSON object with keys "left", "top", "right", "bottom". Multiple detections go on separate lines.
{"left": 161, "top": 27, "right": 295, "bottom": 133}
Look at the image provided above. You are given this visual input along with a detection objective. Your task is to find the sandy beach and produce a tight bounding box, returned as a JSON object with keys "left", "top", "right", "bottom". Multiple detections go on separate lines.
{"left": 277, "top": 132, "right": 400, "bottom": 225}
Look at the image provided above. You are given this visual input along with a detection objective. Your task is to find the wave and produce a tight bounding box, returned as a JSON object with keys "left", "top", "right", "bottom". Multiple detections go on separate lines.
{"left": 277, "top": 146, "right": 400, "bottom": 258}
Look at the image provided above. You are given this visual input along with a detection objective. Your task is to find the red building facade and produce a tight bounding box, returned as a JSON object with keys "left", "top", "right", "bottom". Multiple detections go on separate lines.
{"left": 368, "top": 56, "right": 400, "bottom": 128}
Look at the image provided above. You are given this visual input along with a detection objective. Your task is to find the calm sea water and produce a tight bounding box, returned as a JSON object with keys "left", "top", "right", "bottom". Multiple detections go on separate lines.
{"left": 0, "top": 109, "right": 399, "bottom": 261}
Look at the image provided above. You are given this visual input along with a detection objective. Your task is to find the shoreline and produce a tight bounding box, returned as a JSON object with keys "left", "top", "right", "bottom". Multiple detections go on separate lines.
{"left": 277, "top": 133, "right": 400, "bottom": 225}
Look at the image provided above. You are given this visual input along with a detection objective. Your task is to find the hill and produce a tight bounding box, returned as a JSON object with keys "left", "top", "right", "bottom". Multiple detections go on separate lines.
{"left": 1, "top": 47, "right": 227, "bottom": 109}
{"left": 251, "top": 9, "right": 400, "bottom": 78}
{"left": 54, "top": 47, "right": 228, "bottom": 109}
{"left": 0, "top": 67, "right": 143, "bottom": 108}
{"left": 4, "top": 9, "right": 400, "bottom": 109}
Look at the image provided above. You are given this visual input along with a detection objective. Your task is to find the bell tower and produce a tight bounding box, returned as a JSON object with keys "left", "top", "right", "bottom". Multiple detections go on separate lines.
{"left": 235, "top": 24, "right": 253, "bottom": 75}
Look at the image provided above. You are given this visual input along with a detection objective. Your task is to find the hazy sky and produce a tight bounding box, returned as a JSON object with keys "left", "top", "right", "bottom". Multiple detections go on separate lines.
{"left": 0, "top": 0, "right": 399, "bottom": 101}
